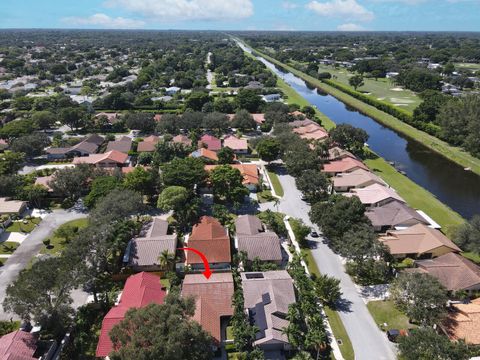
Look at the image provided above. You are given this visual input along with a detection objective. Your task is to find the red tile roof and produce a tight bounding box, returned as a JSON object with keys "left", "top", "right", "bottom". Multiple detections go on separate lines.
{"left": 181, "top": 273, "right": 234, "bottom": 343}
{"left": 0, "top": 330, "right": 37, "bottom": 360}
{"left": 322, "top": 157, "right": 368, "bottom": 174}
{"left": 96, "top": 272, "right": 166, "bottom": 358}
{"left": 198, "top": 135, "right": 221, "bottom": 151}
{"left": 192, "top": 148, "right": 219, "bottom": 162}
{"left": 187, "top": 216, "right": 231, "bottom": 265}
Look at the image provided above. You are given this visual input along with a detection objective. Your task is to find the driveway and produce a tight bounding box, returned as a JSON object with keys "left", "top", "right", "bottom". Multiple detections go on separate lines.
{"left": 268, "top": 168, "right": 397, "bottom": 360}
{"left": 0, "top": 209, "right": 88, "bottom": 320}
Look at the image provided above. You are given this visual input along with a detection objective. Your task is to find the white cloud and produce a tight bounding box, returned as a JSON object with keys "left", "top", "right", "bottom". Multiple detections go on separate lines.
{"left": 337, "top": 23, "right": 366, "bottom": 30}
{"left": 282, "top": 1, "right": 299, "bottom": 9}
{"left": 104, "top": 0, "right": 254, "bottom": 21}
{"left": 306, "top": 0, "right": 375, "bottom": 22}
{"left": 62, "top": 13, "right": 145, "bottom": 28}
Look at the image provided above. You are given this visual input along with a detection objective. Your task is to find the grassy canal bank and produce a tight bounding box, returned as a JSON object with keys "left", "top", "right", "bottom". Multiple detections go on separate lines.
{"left": 251, "top": 46, "right": 480, "bottom": 177}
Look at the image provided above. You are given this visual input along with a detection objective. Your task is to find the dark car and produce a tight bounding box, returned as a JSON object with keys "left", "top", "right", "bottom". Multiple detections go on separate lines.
{"left": 310, "top": 231, "right": 319, "bottom": 238}
{"left": 386, "top": 329, "right": 400, "bottom": 342}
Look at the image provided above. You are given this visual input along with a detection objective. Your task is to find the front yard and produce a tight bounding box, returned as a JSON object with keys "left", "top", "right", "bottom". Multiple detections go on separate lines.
{"left": 0, "top": 241, "right": 20, "bottom": 255}
{"left": 367, "top": 300, "right": 416, "bottom": 332}
{"left": 266, "top": 168, "right": 284, "bottom": 197}
{"left": 40, "top": 218, "right": 89, "bottom": 256}
{"left": 6, "top": 217, "right": 42, "bottom": 233}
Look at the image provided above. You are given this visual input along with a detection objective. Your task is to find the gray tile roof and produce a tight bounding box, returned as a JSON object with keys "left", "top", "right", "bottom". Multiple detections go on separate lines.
{"left": 241, "top": 271, "right": 296, "bottom": 346}
{"left": 128, "top": 235, "right": 177, "bottom": 267}
{"left": 237, "top": 233, "right": 282, "bottom": 262}
{"left": 106, "top": 136, "right": 132, "bottom": 153}
{"left": 235, "top": 215, "right": 263, "bottom": 235}
{"left": 366, "top": 200, "right": 429, "bottom": 229}
{"left": 147, "top": 217, "right": 169, "bottom": 237}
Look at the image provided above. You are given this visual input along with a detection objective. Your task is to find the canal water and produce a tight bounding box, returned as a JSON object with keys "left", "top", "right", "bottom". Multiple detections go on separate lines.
{"left": 238, "top": 41, "right": 480, "bottom": 220}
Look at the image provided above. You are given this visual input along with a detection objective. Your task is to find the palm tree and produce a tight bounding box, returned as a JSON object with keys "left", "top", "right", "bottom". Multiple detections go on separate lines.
{"left": 305, "top": 316, "right": 328, "bottom": 360}
{"left": 158, "top": 250, "right": 176, "bottom": 271}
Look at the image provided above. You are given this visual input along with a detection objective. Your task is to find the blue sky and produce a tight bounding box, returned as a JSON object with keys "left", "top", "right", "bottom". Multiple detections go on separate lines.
{"left": 1, "top": 0, "right": 479, "bottom": 31}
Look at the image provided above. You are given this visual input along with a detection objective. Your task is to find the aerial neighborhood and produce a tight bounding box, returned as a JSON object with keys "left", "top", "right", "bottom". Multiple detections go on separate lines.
{"left": 0, "top": 29, "right": 480, "bottom": 360}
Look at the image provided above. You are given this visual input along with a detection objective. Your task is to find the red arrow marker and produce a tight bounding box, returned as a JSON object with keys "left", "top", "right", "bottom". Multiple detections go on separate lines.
{"left": 179, "top": 247, "right": 213, "bottom": 279}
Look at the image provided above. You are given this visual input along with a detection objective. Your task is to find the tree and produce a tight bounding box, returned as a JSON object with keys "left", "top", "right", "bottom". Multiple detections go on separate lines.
{"left": 295, "top": 170, "right": 329, "bottom": 203}
{"left": 124, "top": 113, "right": 155, "bottom": 133}
{"left": 90, "top": 189, "right": 144, "bottom": 226}
{"left": 32, "top": 110, "right": 55, "bottom": 129}
{"left": 161, "top": 157, "right": 208, "bottom": 190}
{"left": 202, "top": 112, "right": 229, "bottom": 135}
{"left": 349, "top": 75, "right": 364, "bottom": 90}
{"left": 210, "top": 165, "right": 249, "bottom": 204}
{"left": 109, "top": 296, "right": 213, "bottom": 360}
{"left": 398, "top": 327, "right": 470, "bottom": 360}
{"left": 84, "top": 176, "right": 121, "bottom": 209}
{"left": 453, "top": 215, "right": 480, "bottom": 253}
{"left": 157, "top": 186, "right": 190, "bottom": 212}
{"left": 185, "top": 92, "right": 211, "bottom": 111}
{"left": 235, "top": 89, "right": 263, "bottom": 113}
{"left": 158, "top": 250, "right": 176, "bottom": 271}
{"left": 20, "top": 184, "right": 48, "bottom": 208}
{"left": 396, "top": 68, "right": 442, "bottom": 92}
{"left": 310, "top": 195, "right": 367, "bottom": 241}
{"left": 123, "top": 167, "right": 157, "bottom": 196}
{"left": 213, "top": 97, "right": 234, "bottom": 113}
{"left": 10, "top": 133, "right": 50, "bottom": 157}
{"left": 314, "top": 274, "right": 342, "bottom": 307}
{"left": 284, "top": 148, "right": 318, "bottom": 178}
{"left": 3, "top": 257, "right": 78, "bottom": 338}
{"left": 232, "top": 110, "right": 256, "bottom": 131}
{"left": 54, "top": 224, "right": 80, "bottom": 244}
{"left": 390, "top": 272, "right": 448, "bottom": 326}
{"left": 256, "top": 138, "right": 281, "bottom": 163}
{"left": 59, "top": 107, "right": 85, "bottom": 130}
{"left": 329, "top": 124, "right": 369, "bottom": 155}
{"left": 301, "top": 106, "right": 316, "bottom": 118}
{"left": 0, "top": 119, "right": 36, "bottom": 139}
{"left": 0, "top": 152, "right": 25, "bottom": 175}
{"left": 217, "top": 147, "right": 235, "bottom": 164}
{"left": 48, "top": 164, "right": 93, "bottom": 201}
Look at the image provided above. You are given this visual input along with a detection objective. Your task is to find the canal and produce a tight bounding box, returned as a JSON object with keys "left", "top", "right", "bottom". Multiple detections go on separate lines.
{"left": 238, "top": 41, "right": 480, "bottom": 220}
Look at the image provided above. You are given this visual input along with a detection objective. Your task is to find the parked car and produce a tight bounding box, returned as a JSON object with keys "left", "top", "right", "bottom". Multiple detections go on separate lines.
{"left": 387, "top": 329, "right": 409, "bottom": 342}
{"left": 310, "top": 231, "right": 319, "bottom": 238}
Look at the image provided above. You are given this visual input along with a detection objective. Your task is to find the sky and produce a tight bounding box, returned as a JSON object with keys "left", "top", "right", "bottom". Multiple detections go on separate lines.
{"left": 0, "top": 0, "right": 479, "bottom": 32}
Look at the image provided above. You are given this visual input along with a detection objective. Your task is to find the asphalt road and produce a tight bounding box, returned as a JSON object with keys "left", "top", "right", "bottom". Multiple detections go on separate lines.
{"left": 0, "top": 209, "right": 88, "bottom": 320}
{"left": 268, "top": 167, "right": 397, "bottom": 360}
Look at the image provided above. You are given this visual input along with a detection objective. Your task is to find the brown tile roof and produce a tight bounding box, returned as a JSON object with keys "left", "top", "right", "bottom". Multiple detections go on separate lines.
{"left": 237, "top": 233, "right": 283, "bottom": 262}
{"left": 181, "top": 273, "right": 234, "bottom": 343}
{"left": 344, "top": 183, "right": 405, "bottom": 206}
{"left": 333, "top": 168, "right": 386, "bottom": 189}
{"left": 192, "top": 148, "right": 218, "bottom": 162}
{"left": 379, "top": 224, "right": 461, "bottom": 256}
{"left": 205, "top": 164, "right": 260, "bottom": 186}
{"left": 34, "top": 174, "right": 55, "bottom": 192}
{"left": 223, "top": 135, "right": 248, "bottom": 151}
{"left": 187, "top": 216, "right": 231, "bottom": 264}
{"left": 292, "top": 124, "right": 329, "bottom": 141}
{"left": 366, "top": 200, "right": 429, "bottom": 229}
{"left": 414, "top": 253, "right": 480, "bottom": 291}
{"left": 322, "top": 157, "right": 368, "bottom": 174}
{"left": 106, "top": 136, "right": 132, "bottom": 153}
{"left": 72, "top": 150, "right": 128, "bottom": 165}
{"left": 0, "top": 197, "right": 27, "bottom": 215}
{"left": 442, "top": 298, "right": 480, "bottom": 345}
{"left": 173, "top": 134, "right": 192, "bottom": 147}
{"left": 241, "top": 271, "right": 296, "bottom": 346}
{"left": 326, "top": 146, "right": 356, "bottom": 161}
{"left": 235, "top": 215, "right": 264, "bottom": 235}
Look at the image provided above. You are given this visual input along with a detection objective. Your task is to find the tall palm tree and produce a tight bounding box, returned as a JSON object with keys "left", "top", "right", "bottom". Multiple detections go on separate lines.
{"left": 158, "top": 250, "right": 176, "bottom": 271}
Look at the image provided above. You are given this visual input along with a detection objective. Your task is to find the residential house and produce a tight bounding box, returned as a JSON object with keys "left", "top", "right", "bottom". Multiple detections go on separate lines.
{"left": 322, "top": 157, "right": 369, "bottom": 176}
{"left": 324, "top": 146, "right": 355, "bottom": 161}
{"left": 198, "top": 134, "right": 222, "bottom": 152}
{"left": 379, "top": 224, "right": 461, "bottom": 259}
{"left": 165, "top": 86, "right": 181, "bottom": 95}
{"left": 191, "top": 148, "right": 219, "bottom": 163}
{"left": 235, "top": 215, "right": 283, "bottom": 265}
{"left": 137, "top": 135, "right": 160, "bottom": 153}
{"left": 72, "top": 150, "right": 129, "bottom": 169}
{"left": 0, "top": 197, "right": 27, "bottom": 216}
{"left": 0, "top": 329, "right": 46, "bottom": 360}
{"left": 185, "top": 216, "right": 231, "bottom": 271}
{"left": 205, "top": 164, "right": 260, "bottom": 191}
{"left": 344, "top": 183, "right": 405, "bottom": 208}
{"left": 365, "top": 200, "right": 430, "bottom": 232}
{"left": 292, "top": 123, "right": 329, "bottom": 142}
{"left": 124, "top": 217, "right": 178, "bottom": 272}
{"left": 181, "top": 273, "right": 234, "bottom": 348}
{"left": 105, "top": 136, "right": 132, "bottom": 153}
{"left": 154, "top": 114, "right": 162, "bottom": 122}
{"left": 96, "top": 272, "right": 167, "bottom": 358}
{"left": 245, "top": 81, "right": 263, "bottom": 90}
{"left": 441, "top": 298, "right": 480, "bottom": 345}
{"left": 95, "top": 112, "right": 120, "bottom": 125}
{"left": 172, "top": 134, "right": 192, "bottom": 147}
{"left": 46, "top": 134, "right": 104, "bottom": 160}
{"left": 223, "top": 135, "right": 248, "bottom": 154}
{"left": 252, "top": 114, "right": 266, "bottom": 124}
{"left": 333, "top": 168, "right": 387, "bottom": 192}
{"left": 410, "top": 253, "right": 480, "bottom": 293}
{"left": 241, "top": 271, "right": 296, "bottom": 352}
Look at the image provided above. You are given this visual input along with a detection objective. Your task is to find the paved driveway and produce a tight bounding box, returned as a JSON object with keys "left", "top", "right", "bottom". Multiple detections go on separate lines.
{"left": 268, "top": 167, "right": 397, "bottom": 360}
{"left": 0, "top": 209, "right": 88, "bottom": 320}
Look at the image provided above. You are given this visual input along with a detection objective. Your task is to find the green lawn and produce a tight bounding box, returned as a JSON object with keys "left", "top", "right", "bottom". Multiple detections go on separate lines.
{"left": 6, "top": 218, "right": 41, "bottom": 233}
{"left": 266, "top": 168, "right": 284, "bottom": 197}
{"left": 364, "top": 154, "right": 465, "bottom": 237}
{"left": 305, "top": 62, "right": 421, "bottom": 113}
{"left": 304, "top": 250, "right": 355, "bottom": 360}
{"left": 226, "top": 326, "right": 234, "bottom": 341}
{"left": 462, "top": 252, "right": 480, "bottom": 264}
{"left": 257, "top": 190, "right": 274, "bottom": 203}
{"left": 250, "top": 45, "right": 480, "bottom": 177}
{"left": 367, "top": 300, "right": 415, "bottom": 332}
{"left": 40, "top": 218, "right": 89, "bottom": 256}
{"left": 0, "top": 241, "right": 20, "bottom": 255}
{"left": 454, "top": 62, "right": 480, "bottom": 72}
